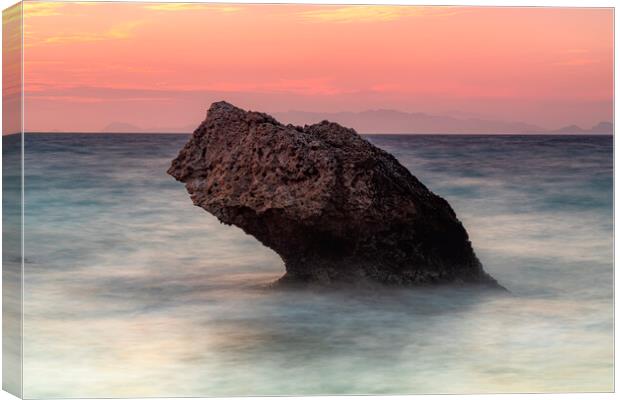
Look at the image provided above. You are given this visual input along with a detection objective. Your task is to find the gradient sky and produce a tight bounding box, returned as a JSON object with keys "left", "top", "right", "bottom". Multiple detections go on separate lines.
{"left": 18, "top": 2, "right": 614, "bottom": 132}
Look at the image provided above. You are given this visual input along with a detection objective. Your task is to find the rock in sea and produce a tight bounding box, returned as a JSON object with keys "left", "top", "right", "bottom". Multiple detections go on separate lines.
{"left": 168, "top": 101, "right": 502, "bottom": 288}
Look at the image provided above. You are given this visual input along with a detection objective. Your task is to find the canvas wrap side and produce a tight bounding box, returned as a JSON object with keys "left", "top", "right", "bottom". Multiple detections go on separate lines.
{"left": 3, "top": 2, "right": 23, "bottom": 397}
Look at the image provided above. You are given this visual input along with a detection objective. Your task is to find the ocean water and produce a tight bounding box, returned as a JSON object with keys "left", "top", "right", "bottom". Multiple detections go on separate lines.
{"left": 18, "top": 133, "right": 612, "bottom": 397}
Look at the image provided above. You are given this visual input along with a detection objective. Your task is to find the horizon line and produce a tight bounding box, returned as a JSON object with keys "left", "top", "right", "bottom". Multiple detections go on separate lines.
{"left": 6, "top": 131, "right": 614, "bottom": 137}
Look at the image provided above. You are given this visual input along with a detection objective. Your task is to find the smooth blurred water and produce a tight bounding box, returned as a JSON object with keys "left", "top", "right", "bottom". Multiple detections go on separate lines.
{"left": 21, "top": 133, "right": 613, "bottom": 397}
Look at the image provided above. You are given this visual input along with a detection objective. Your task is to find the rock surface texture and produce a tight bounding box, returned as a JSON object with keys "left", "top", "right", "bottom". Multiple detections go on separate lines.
{"left": 168, "top": 101, "right": 501, "bottom": 287}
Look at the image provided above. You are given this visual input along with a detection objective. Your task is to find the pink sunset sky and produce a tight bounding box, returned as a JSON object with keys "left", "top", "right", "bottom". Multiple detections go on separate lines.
{"left": 17, "top": 2, "right": 614, "bottom": 133}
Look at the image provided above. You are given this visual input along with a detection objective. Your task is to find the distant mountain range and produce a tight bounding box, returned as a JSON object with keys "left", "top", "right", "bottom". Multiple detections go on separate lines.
{"left": 273, "top": 110, "right": 613, "bottom": 135}
{"left": 102, "top": 122, "right": 143, "bottom": 133}
{"left": 548, "top": 121, "right": 613, "bottom": 134}
{"left": 102, "top": 121, "right": 197, "bottom": 133}
{"left": 101, "top": 110, "right": 613, "bottom": 135}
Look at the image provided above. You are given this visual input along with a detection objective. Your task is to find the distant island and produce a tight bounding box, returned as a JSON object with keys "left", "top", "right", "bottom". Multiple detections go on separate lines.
{"left": 273, "top": 110, "right": 613, "bottom": 135}
{"left": 548, "top": 121, "right": 613, "bottom": 134}
{"left": 100, "top": 109, "right": 613, "bottom": 135}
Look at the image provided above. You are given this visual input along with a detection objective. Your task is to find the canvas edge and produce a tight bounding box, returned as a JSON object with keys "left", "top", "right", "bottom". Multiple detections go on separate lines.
{"left": 2, "top": 1, "right": 24, "bottom": 398}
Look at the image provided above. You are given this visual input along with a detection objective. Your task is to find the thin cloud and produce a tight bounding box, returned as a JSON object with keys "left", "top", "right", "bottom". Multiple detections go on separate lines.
{"left": 144, "top": 3, "right": 241, "bottom": 12}
{"left": 24, "top": 78, "right": 350, "bottom": 97}
{"left": 24, "top": 1, "right": 111, "bottom": 17}
{"left": 23, "top": 2, "right": 65, "bottom": 17}
{"left": 554, "top": 58, "right": 600, "bottom": 66}
{"left": 167, "top": 78, "right": 351, "bottom": 96}
{"left": 26, "top": 94, "right": 174, "bottom": 104}
{"left": 44, "top": 21, "right": 143, "bottom": 44}
{"left": 563, "top": 48, "right": 590, "bottom": 54}
{"left": 299, "top": 6, "right": 462, "bottom": 23}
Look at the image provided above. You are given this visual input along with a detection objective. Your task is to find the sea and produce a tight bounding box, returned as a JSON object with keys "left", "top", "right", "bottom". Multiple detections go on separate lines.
{"left": 5, "top": 133, "right": 614, "bottom": 397}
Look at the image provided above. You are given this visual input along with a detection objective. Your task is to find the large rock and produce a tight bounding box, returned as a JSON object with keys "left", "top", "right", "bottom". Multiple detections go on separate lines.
{"left": 168, "top": 101, "right": 501, "bottom": 288}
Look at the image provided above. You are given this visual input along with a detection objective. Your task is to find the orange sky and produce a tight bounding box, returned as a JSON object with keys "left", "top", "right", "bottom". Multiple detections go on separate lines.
{"left": 16, "top": 2, "right": 614, "bottom": 132}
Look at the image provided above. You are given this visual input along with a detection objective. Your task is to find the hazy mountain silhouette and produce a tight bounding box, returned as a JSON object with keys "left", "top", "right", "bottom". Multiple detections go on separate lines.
{"left": 272, "top": 109, "right": 545, "bottom": 134}
{"left": 549, "top": 121, "right": 613, "bottom": 134}
{"left": 102, "top": 122, "right": 142, "bottom": 133}
{"left": 101, "top": 110, "right": 613, "bottom": 135}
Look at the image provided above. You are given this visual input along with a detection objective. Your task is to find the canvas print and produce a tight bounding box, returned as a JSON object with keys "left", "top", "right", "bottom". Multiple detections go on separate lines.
{"left": 2, "top": 2, "right": 614, "bottom": 398}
